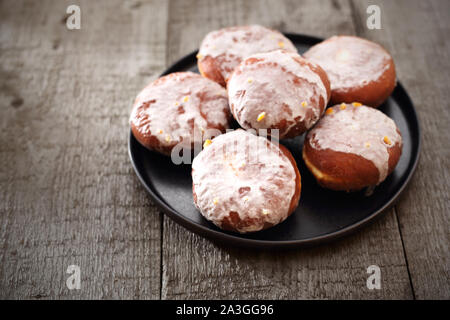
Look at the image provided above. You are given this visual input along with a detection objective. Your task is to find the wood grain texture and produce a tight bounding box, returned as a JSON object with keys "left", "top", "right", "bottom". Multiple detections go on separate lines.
{"left": 161, "top": 0, "right": 412, "bottom": 300}
{"left": 0, "top": 0, "right": 447, "bottom": 300}
{"left": 0, "top": 0, "right": 168, "bottom": 299}
{"left": 351, "top": 0, "right": 450, "bottom": 299}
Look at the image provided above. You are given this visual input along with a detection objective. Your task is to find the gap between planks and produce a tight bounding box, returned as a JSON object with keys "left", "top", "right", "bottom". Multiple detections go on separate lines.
{"left": 393, "top": 206, "right": 416, "bottom": 299}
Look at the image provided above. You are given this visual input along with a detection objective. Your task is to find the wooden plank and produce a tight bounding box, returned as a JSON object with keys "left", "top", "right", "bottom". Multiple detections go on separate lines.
{"left": 162, "top": 0, "right": 412, "bottom": 299}
{"left": 0, "top": 0, "right": 168, "bottom": 299}
{"left": 351, "top": 0, "right": 450, "bottom": 299}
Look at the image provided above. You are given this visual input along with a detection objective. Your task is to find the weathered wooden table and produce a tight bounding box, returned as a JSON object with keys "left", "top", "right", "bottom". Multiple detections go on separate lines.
{"left": 0, "top": 0, "right": 448, "bottom": 299}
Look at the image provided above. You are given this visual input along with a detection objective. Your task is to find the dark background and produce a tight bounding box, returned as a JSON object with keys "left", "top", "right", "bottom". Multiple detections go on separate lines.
{"left": 0, "top": 0, "right": 448, "bottom": 299}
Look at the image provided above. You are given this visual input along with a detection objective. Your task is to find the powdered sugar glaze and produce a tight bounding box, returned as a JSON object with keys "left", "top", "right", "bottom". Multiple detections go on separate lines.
{"left": 303, "top": 36, "right": 392, "bottom": 91}
{"left": 192, "top": 130, "right": 297, "bottom": 233}
{"left": 130, "top": 72, "right": 229, "bottom": 153}
{"left": 198, "top": 25, "right": 297, "bottom": 82}
{"left": 227, "top": 50, "right": 329, "bottom": 138}
{"left": 307, "top": 104, "right": 402, "bottom": 183}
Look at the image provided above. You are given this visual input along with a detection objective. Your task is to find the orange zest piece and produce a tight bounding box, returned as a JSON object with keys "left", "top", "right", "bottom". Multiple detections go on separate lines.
{"left": 203, "top": 139, "right": 212, "bottom": 148}
{"left": 257, "top": 112, "right": 266, "bottom": 122}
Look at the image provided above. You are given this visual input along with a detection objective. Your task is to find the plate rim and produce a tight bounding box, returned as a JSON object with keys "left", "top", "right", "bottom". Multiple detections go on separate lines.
{"left": 128, "top": 33, "right": 422, "bottom": 248}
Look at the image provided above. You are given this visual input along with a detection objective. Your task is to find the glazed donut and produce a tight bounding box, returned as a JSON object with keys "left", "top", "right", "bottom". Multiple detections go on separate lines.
{"left": 192, "top": 129, "right": 301, "bottom": 233}
{"left": 303, "top": 103, "right": 402, "bottom": 191}
{"left": 197, "top": 25, "right": 297, "bottom": 86}
{"left": 303, "top": 36, "right": 396, "bottom": 107}
{"left": 227, "top": 49, "right": 331, "bottom": 139}
{"left": 130, "top": 72, "right": 231, "bottom": 156}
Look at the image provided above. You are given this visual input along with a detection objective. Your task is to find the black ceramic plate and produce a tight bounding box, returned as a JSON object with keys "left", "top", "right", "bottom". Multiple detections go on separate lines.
{"left": 128, "top": 34, "right": 421, "bottom": 248}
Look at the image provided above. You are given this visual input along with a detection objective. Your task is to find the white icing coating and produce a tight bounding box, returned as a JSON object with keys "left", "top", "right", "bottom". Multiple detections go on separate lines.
{"left": 192, "top": 130, "right": 297, "bottom": 233}
{"left": 198, "top": 25, "right": 297, "bottom": 82}
{"left": 307, "top": 104, "right": 402, "bottom": 183}
{"left": 303, "top": 36, "right": 392, "bottom": 91}
{"left": 130, "top": 72, "right": 230, "bottom": 154}
{"left": 227, "top": 50, "right": 329, "bottom": 138}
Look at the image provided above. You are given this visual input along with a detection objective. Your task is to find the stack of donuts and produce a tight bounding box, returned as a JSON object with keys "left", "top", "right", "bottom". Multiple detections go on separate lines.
{"left": 130, "top": 25, "right": 402, "bottom": 234}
